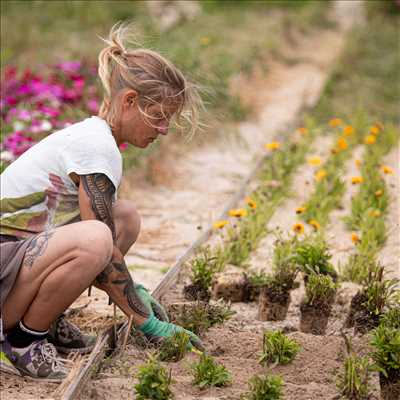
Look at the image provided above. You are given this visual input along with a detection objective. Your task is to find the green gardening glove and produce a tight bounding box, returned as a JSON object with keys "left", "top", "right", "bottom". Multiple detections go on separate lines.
{"left": 134, "top": 284, "right": 169, "bottom": 322}
{"left": 138, "top": 314, "right": 204, "bottom": 352}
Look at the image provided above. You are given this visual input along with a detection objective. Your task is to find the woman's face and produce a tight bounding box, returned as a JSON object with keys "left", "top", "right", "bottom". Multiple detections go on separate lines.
{"left": 115, "top": 89, "right": 179, "bottom": 148}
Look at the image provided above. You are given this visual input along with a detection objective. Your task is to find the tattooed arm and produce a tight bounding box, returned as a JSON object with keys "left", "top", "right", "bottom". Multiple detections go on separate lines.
{"left": 78, "top": 173, "right": 149, "bottom": 326}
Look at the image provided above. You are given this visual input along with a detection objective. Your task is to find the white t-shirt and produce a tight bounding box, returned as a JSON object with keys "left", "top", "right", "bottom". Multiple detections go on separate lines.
{"left": 0, "top": 116, "right": 122, "bottom": 238}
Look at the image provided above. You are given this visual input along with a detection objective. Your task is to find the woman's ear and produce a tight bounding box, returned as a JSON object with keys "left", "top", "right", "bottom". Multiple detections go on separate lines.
{"left": 123, "top": 89, "right": 138, "bottom": 108}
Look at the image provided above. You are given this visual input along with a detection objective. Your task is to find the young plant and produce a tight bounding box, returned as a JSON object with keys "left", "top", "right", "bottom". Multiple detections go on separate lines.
{"left": 370, "top": 324, "right": 400, "bottom": 399}
{"left": 380, "top": 307, "right": 400, "bottom": 330}
{"left": 259, "top": 330, "right": 300, "bottom": 366}
{"left": 134, "top": 355, "right": 174, "bottom": 400}
{"left": 337, "top": 333, "right": 374, "bottom": 400}
{"left": 292, "top": 235, "right": 337, "bottom": 281}
{"left": 304, "top": 273, "right": 337, "bottom": 306}
{"left": 242, "top": 374, "right": 284, "bottom": 400}
{"left": 191, "top": 353, "right": 231, "bottom": 388}
{"left": 158, "top": 332, "right": 190, "bottom": 362}
{"left": 169, "top": 301, "right": 235, "bottom": 335}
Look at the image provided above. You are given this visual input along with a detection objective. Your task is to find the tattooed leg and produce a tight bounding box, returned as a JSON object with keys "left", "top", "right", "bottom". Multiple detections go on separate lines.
{"left": 2, "top": 220, "right": 113, "bottom": 331}
{"left": 23, "top": 230, "right": 55, "bottom": 269}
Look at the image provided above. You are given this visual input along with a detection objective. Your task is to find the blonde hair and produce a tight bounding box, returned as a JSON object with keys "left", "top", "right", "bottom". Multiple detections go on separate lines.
{"left": 97, "top": 21, "right": 202, "bottom": 136}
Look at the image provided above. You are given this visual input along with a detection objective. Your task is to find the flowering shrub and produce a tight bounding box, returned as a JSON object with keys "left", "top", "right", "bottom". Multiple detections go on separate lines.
{"left": 0, "top": 61, "right": 104, "bottom": 171}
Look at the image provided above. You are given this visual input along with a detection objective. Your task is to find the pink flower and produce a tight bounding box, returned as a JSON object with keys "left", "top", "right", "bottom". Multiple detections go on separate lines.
{"left": 87, "top": 99, "right": 99, "bottom": 113}
{"left": 56, "top": 61, "right": 82, "bottom": 74}
{"left": 119, "top": 143, "right": 128, "bottom": 151}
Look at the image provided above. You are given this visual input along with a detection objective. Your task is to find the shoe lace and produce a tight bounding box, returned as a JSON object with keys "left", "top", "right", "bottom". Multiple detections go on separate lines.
{"left": 41, "top": 342, "right": 66, "bottom": 372}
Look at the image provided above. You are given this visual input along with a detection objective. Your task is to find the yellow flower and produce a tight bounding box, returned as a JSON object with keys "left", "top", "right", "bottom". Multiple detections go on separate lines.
{"left": 200, "top": 36, "right": 210, "bottom": 46}
{"left": 264, "top": 142, "right": 280, "bottom": 151}
{"left": 355, "top": 159, "right": 362, "bottom": 168}
{"left": 365, "top": 135, "right": 376, "bottom": 145}
{"left": 375, "top": 189, "right": 383, "bottom": 197}
{"left": 381, "top": 165, "right": 394, "bottom": 175}
{"left": 228, "top": 208, "right": 247, "bottom": 218}
{"left": 351, "top": 176, "right": 363, "bottom": 185}
{"left": 308, "top": 219, "right": 320, "bottom": 231}
{"left": 297, "top": 127, "right": 308, "bottom": 135}
{"left": 213, "top": 220, "right": 229, "bottom": 229}
{"left": 308, "top": 156, "right": 321, "bottom": 166}
{"left": 245, "top": 196, "right": 257, "bottom": 209}
{"left": 293, "top": 223, "right": 305, "bottom": 234}
{"left": 351, "top": 233, "right": 360, "bottom": 244}
{"left": 343, "top": 125, "right": 354, "bottom": 136}
{"left": 369, "top": 209, "right": 381, "bottom": 217}
{"left": 295, "top": 206, "right": 306, "bottom": 214}
{"left": 329, "top": 118, "right": 342, "bottom": 127}
{"left": 315, "top": 169, "right": 327, "bottom": 181}
{"left": 337, "top": 137, "right": 348, "bottom": 151}
{"left": 370, "top": 126, "right": 380, "bottom": 136}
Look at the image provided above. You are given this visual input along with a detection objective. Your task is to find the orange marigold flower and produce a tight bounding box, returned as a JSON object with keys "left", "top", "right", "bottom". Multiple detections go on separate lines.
{"left": 337, "top": 137, "right": 348, "bottom": 150}
{"left": 351, "top": 176, "right": 363, "bottom": 185}
{"left": 329, "top": 118, "right": 342, "bottom": 127}
{"left": 293, "top": 223, "right": 305, "bottom": 234}
{"left": 351, "top": 233, "right": 360, "bottom": 244}
{"left": 264, "top": 142, "right": 280, "bottom": 151}
{"left": 365, "top": 135, "right": 376, "bottom": 145}
{"left": 245, "top": 196, "right": 257, "bottom": 209}
{"left": 295, "top": 206, "right": 306, "bottom": 214}
{"left": 375, "top": 189, "right": 383, "bottom": 197}
{"left": 369, "top": 209, "right": 381, "bottom": 217}
{"left": 308, "top": 156, "right": 321, "bottom": 166}
{"left": 343, "top": 125, "right": 354, "bottom": 136}
{"left": 228, "top": 208, "right": 247, "bottom": 218}
{"left": 381, "top": 165, "right": 394, "bottom": 175}
{"left": 355, "top": 159, "right": 362, "bottom": 168}
{"left": 308, "top": 220, "right": 320, "bottom": 231}
{"left": 297, "top": 127, "right": 308, "bottom": 135}
{"left": 370, "top": 126, "right": 380, "bottom": 135}
{"left": 315, "top": 169, "right": 327, "bottom": 181}
{"left": 213, "top": 220, "right": 229, "bottom": 229}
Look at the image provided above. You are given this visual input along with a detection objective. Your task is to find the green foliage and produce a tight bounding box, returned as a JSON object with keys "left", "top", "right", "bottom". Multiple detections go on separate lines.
{"left": 337, "top": 354, "right": 373, "bottom": 399}
{"left": 259, "top": 330, "right": 300, "bottom": 366}
{"left": 340, "top": 253, "right": 376, "bottom": 284}
{"left": 361, "top": 266, "right": 399, "bottom": 317}
{"left": 304, "top": 273, "right": 337, "bottom": 306}
{"left": 380, "top": 307, "right": 400, "bottom": 330}
{"left": 189, "top": 247, "right": 220, "bottom": 290}
{"left": 241, "top": 374, "right": 284, "bottom": 400}
{"left": 158, "top": 332, "right": 190, "bottom": 363}
{"left": 292, "top": 235, "right": 337, "bottom": 280}
{"left": 191, "top": 353, "right": 231, "bottom": 388}
{"left": 134, "top": 356, "right": 174, "bottom": 400}
{"left": 370, "top": 324, "right": 400, "bottom": 378}
{"left": 170, "top": 301, "right": 235, "bottom": 336}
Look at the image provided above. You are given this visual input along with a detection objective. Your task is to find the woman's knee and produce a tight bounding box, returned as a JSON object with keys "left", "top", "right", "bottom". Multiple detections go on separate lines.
{"left": 77, "top": 220, "right": 113, "bottom": 268}
{"left": 114, "top": 200, "right": 141, "bottom": 242}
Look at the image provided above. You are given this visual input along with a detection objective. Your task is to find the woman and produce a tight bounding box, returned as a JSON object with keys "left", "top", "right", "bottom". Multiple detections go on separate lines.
{"left": 0, "top": 22, "right": 203, "bottom": 381}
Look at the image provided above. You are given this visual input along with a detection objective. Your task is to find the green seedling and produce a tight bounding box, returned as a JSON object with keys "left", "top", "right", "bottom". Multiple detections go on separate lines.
{"left": 362, "top": 265, "right": 399, "bottom": 317}
{"left": 241, "top": 374, "right": 284, "bottom": 400}
{"left": 158, "top": 332, "right": 190, "bottom": 362}
{"left": 380, "top": 307, "right": 400, "bottom": 330}
{"left": 337, "top": 333, "right": 374, "bottom": 400}
{"left": 259, "top": 330, "right": 300, "bottom": 366}
{"left": 134, "top": 355, "right": 174, "bottom": 400}
{"left": 170, "top": 301, "right": 235, "bottom": 336}
{"left": 191, "top": 353, "right": 231, "bottom": 388}
{"left": 304, "top": 273, "right": 337, "bottom": 306}
{"left": 189, "top": 247, "right": 220, "bottom": 291}
{"left": 292, "top": 235, "right": 337, "bottom": 281}
{"left": 370, "top": 324, "right": 400, "bottom": 380}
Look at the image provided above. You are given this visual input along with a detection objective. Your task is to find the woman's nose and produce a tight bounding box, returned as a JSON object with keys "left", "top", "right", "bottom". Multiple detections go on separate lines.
{"left": 157, "top": 121, "right": 169, "bottom": 135}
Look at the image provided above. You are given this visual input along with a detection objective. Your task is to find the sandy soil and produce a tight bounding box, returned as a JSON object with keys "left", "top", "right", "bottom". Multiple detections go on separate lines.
{"left": 1, "top": 2, "right": 381, "bottom": 400}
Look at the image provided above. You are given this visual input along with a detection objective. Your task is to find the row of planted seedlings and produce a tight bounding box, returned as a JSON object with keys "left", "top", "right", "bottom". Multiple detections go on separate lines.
{"left": 341, "top": 122, "right": 399, "bottom": 283}
{"left": 131, "top": 123, "right": 323, "bottom": 399}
